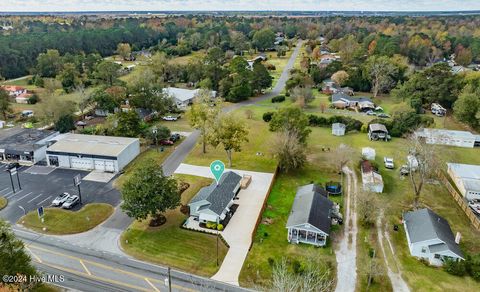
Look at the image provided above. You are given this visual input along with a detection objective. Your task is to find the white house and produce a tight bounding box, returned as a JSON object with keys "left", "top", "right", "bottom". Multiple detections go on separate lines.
{"left": 447, "top": 163, "right": 480, "bottom": 201}
{"left": 286, "top": 184, "right": 334, "bottom": 247}
{"left": 332, "top": 123, "right": 346, "bottom": 136}
{"left": 1, "top": 85, "right": 27, "bottom": 97}
{"left": 403, "top": 208, "right": 464, "bottom": 266}
{"left": 415, "top": 128, "right": 477, "bottom": 148}
{"left": 188, "top": 171, "right": 242, "bottom": 224}
{"left": 163, "top": 87, "right": 216, "bottom": 109}
{"left": 46, "top": 133, "right": 140, "bottom": 173}
{"left": 368, "top": 124, "right": 389, "bottom": 141}
{"left": 361, "top": 160, "right": 384, "bottom": 193}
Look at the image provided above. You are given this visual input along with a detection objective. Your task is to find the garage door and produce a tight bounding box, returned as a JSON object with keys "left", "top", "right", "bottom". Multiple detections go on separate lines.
{"left": 105, "top": 161, "right": 115, "bottom": 172}
{"left": 71, "top": 157, "right": 93, "bottom": 170}
{"left": 94, "top": 159, "right": 105, "bottom": 171}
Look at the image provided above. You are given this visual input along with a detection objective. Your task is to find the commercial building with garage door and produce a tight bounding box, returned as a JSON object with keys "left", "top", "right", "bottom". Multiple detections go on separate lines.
{"left": 46, "top": 134, "right": 140, "bottom": 173}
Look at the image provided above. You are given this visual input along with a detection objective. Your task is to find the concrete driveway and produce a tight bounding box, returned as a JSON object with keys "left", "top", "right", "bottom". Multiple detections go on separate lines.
{"left": 174, "top": 163, "right": 275, "bottom": 286}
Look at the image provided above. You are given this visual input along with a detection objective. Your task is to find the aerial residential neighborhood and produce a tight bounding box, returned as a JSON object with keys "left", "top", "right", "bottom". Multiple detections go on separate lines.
{"left": 1, "top": 1, "right": 480, "bottom": 292}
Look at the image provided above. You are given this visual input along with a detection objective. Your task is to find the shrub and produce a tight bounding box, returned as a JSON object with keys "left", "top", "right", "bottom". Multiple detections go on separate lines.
{"left": 444, "top": 259, "right": 467, "bottom": 276}
{"left": 308, "top": 114, "right": 328, "bottom": 127}
{"left": 206, "top": 221, "right": 217, "bottom": 229}
{"left": 265, "top": 63, "right": 276, "bottom": 70}
{"left": 262, "top": 111, "right": 274, "bottom": 122}
{"left": 28, "top": 94, "right": 40, "bottom": 104}
{"left": 268, "top": 257, "right": 275, "bottom": 267}
{"left": 217, "top": 224, "right": 224, "bottom": 231}
{"left": 179, "top": 205, "right": 189, "bottom": 215}
{"left": 292, "top": 260, "right": 304, "bottom": 274}
{"left": 271, "top": 95, "right": 286, "bottom": 103}
{"left": 361, "top": 124, "right": 368, "bottom": 133}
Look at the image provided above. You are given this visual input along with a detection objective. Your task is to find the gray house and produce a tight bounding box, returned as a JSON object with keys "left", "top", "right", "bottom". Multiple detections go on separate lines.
{"left": 403, "top": 208, "right": 464, "bottom": 266}
{"left": 286, "top": 184, "right": 334, "bottom": 247}
{"left": 188, "top": 171, "right": 242, "bottom": 223}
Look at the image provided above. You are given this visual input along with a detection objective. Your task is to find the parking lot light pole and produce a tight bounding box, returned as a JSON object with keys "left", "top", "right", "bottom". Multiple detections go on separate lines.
{"left": 5, "top": 169, "right": 15, "bottom": 194}
{"left": 73, "top": 174, "right": 82, "bottom": 205}
{"left": 16, "top": 171, "right": 21, "bottom": 190}
{"left": 168, "top": 267, "right": 172, "bottom": 292}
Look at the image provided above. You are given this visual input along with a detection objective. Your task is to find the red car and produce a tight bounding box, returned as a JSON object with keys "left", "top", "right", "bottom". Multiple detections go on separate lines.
{"left": 160, "top": 139, "right": 174, "bottom": 146}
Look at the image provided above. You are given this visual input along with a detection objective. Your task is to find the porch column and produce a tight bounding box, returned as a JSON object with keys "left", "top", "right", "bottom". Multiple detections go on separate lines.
{"left": 315, "top": 232, "right": 317, "bottom": 244}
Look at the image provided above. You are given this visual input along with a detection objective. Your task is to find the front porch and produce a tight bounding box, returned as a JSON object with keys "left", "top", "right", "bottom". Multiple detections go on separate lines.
{"left": 287, "top": 227, "right": 327, "bottom": 247}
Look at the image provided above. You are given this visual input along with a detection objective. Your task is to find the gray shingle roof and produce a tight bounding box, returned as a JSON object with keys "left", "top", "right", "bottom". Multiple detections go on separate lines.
{"left": 332, "top": 93, "right": 373, "bottom": 104}
{"left": 369, "top": 123, "right": 388, "bottom": 133}
{"left": 189, "top": 171, "right": 242, "bottom": 216}
{"left": 286, "top": 184, "right": 333, "bottom": 234}
{"left": 403, "top": 208, "right": 463, "bottom": 258}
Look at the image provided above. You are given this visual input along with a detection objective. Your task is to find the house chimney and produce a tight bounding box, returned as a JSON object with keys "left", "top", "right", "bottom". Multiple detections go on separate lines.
{"left": 455, "top": 232, "right": 461, "bottom": 244}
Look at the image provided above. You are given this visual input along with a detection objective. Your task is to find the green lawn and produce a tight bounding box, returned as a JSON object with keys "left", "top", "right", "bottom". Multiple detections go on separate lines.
{"left": 239, "top": 163, "right": 341, "bottom": 288}
{"left": 121, "top": 174, "right": 229, "bottom": 277}
{"left": 184, "top": 109, "right": 278, "bottom": 173}
{"left": 0, "top": 196, "right": 7, "bottom": 210}
{"left": 19, "top": 203, "right": 114, "bottom": 235}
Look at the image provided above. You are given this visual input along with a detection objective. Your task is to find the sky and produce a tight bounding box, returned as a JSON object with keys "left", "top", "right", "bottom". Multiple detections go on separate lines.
{"left": 1, "top": 0, "right": 480, "bottom": 12}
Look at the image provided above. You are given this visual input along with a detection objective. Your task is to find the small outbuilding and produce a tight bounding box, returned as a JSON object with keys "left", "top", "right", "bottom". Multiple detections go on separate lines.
{"left": 361, "top": 160, "right": 384, "bottom": 193}
{"left": 332, "top": 123, "right": 346, "bottom": 136}
{"left": 368, "top": 123, "right": 389, "bottom": 141}
{"left": 286, "top": 184, "right": 334, "bottom": 247}
{"left": 415, "top": 128, "right": 476, "bottom": 148}
{"left": 362, "top": 147, "right": 376, "bottom": 161}
{"left": 403, "top": 208, "right": 464, "bottom": 266}
{"left": 447, "top": 163, "right": 480, "bottom": 201}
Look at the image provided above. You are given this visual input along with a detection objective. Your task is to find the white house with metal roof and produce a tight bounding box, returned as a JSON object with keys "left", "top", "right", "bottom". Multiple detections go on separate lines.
{"left": 286, "top": 184, "right": 334, "bottom": 247}
{"left": 188, "top": 171, "right": 242, "bottom": 223}
{"left": 447, "top": 163, "right": 480, "bottom": 201}
{"left": 415, "top": 128, "right": 478, "bottom": 148}
{"left": 163, "top": 87, "right": 216, "bottom": 109}
{"left": 403, "top": 208, "right": 464, "bottom": 266}
{"left": 46, "top": 133, "right": 140, "bottom": 173}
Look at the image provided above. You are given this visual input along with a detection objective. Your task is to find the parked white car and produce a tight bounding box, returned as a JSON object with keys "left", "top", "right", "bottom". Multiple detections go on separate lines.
{"left": 62, "top": 195, "right": 80, "bottom": 209}
{"left": 52, "top": 192, "right": 71, "bottom": 206}
{"left": 384, "top": 157, "right": 394, "bottom": 169}
{"left": 469, "top": 201, "right": 480, "bottom": 216}
{"left": 162, "top": 115, "right": 178, "bottom": 121}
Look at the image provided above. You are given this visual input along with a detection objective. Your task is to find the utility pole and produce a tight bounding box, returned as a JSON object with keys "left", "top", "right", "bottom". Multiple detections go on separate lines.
{"left": 73, "top": 174, "right": 82, "bottom": 204}
{"left": 167, "top": 267, "right": 172, "bottom": 292}
{"left": 16, "top": 170, "right": 21, "bottom": 190}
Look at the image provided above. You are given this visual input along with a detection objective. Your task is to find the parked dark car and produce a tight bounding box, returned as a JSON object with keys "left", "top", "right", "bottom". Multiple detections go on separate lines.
{"left": 160, "top": 139, "right": 174, "bottom": 146}
{"left": 377, "top": 113, "right": 390, "bottom": 118}
{"left": 169, "top": 133, "right": 181, "bottom": 142}
{"left": 7, "top": 162, "right": 20, "bottom": 170}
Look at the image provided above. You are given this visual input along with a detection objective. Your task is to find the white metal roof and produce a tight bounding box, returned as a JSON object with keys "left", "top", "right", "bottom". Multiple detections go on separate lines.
{"left": 47, "top": 133, "right": 139, "bottom": 157}
{"left": 163, "top": 87, "right": 216, "bottom": 103}
{"left": 419, "top": 128, "right": 476, "bottom": 139}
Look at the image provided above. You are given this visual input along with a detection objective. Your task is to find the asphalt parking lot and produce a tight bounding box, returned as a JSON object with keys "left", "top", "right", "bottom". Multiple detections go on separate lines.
{"left": 0, "top": 163, "right": 120, "bottom": 223}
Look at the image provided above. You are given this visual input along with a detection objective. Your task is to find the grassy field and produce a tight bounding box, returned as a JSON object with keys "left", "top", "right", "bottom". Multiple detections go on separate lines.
{"left": 0, "top": 196, "right": 7, "bottom": 210}
{"left": 19, "top": 203, "right": 114, "bottom": 235}
{"left": 239, "top": 162, "right": 342, "bottom": 288}
{"left": 235, "top": 89, "right": 480, "bottom": 290}
{"left": 121, "top": 174, "right": 229, "bottom": 277}
{"left": 113, "top": 147, "right": 176, "bottom": 189}
{"left": 184, "top": 109, "right": 278, "bottom": 173}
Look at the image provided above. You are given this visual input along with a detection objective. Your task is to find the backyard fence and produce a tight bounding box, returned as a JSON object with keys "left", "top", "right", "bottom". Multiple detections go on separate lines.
{"left": 438, "top": 171, "right": 480, "bottom": 230}
{"left": 249, "top": 166, "right": 279, "bottom": 250}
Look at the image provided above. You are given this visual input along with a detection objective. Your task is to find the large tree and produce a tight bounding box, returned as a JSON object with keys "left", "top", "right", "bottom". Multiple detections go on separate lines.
{"left": 121, "top": 162, "right": 180, "bottom": 226}
{"left": 110, "top": 110, "right": 144, "bottom": 138}
{"left": 0, "top": 88, "right": 12, "bottom": 120}
{"left": 0, "top": 220, "right": 38, "bottom": 290}
{"left": 453, "top": 85, "right": 480, "bottom": 130}
{"left": 269, "top": 107, "right": 311, "bottom": 144}
{"left": 365, "top": 55, "right": 399, "bottom": 98}
{"left": 252, "top": 28, "right": 276, "bottom": 51}
{"left": 392, "top": 63, "right": 463, "bottom": 111}
{"left": 251, "top": 62, "right": 273, "bottom": 92}
{"left": 116, "top": 43, "right": 132, "bottom": 60}
{"left": 209, "top": 113, "right": 249, "bottom": 167}
{"left": 36, "top": 49, "right": 63, "bottom": 78}
{"left": 95, "top": 61, "right": 122, "bottom": 86}
{"left": 272, "top": 130, "right": 307, "bottom": 173}
{"left": 188, "top": 90, "right": 221, "bottom": 154}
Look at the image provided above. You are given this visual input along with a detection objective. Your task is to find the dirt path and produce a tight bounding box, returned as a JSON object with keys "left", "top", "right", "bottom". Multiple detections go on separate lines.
{"left": 334, "top": 166, "right": 358, "bottom": 292}
{"left": 377, "top": 211, "right": 410, "bottom": 292}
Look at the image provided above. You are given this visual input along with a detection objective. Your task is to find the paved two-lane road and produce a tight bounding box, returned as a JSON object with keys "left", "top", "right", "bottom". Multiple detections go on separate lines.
{"left": 162, "top": 40, "right": 304, "bottom": 176}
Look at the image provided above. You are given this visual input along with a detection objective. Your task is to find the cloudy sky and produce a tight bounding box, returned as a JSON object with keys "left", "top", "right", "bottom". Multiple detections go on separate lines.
{"left": 1, "top": 0, "right": 479, "bottom": 12}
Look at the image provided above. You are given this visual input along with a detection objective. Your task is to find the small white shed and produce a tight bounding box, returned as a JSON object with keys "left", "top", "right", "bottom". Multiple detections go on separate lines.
{"left": 0, "top": 120, "right": 5, "bottom": 129}
{"left": 332, "top": 123, "right": 346, "bottom": 136}
{"left": 362, "top": 147, "right": 376, "bottom": 161}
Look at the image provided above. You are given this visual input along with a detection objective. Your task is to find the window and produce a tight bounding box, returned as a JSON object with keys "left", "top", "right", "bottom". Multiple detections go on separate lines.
{"left": 434, "top": 254, "right": 441, "bottom": 259}
{"left": 421, "top": 247, "right": 427, "bottom": 253}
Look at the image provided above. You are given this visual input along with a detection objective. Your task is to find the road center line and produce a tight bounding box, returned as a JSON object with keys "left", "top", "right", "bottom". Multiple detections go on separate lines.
{"left": 27, "top": 193, "right": 44, "bottom": 203}
{"left": 25, "top": 246, "right": 43, "bottom": 263}
{"left": 79, "top": 260, "right": 92, "bottom": 276}
{"left": 145, "top": 278, "right": 160, "bottom": 292}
